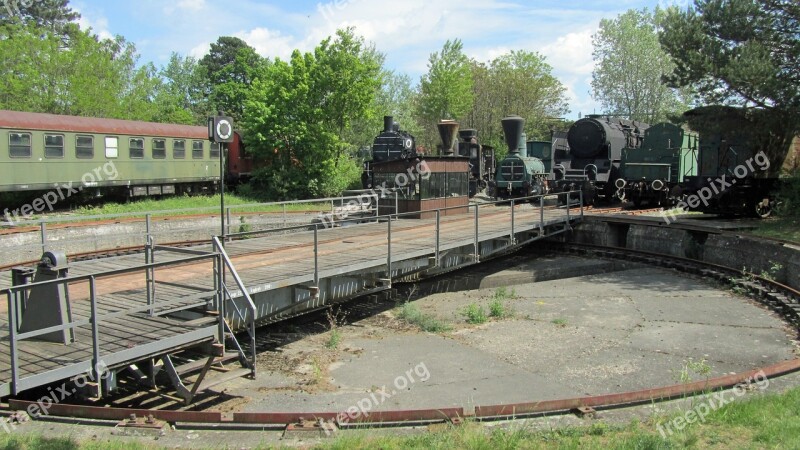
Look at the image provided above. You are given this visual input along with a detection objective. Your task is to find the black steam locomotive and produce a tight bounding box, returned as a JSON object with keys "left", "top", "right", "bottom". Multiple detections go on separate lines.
{"left": 362, "top": 116, "right": 417, "bottom": 189}
{"left": 552, "top": 115, "right": 650, "bottom": 205}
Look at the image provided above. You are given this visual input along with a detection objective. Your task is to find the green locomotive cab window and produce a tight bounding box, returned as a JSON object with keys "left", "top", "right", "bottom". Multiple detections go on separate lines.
{"left": 173, "top": 140, "right": 185, "bottom": 159}
{"left": 210, "top": 142, "right": 220, "bottom": 159}
{"left": 105, "top": 136, "right": 118, "bottom": 158}
{"left": 192, "top": 140, "right": 204, "bottom": 159}
{"left": 9, "top": 132, "right": 31, "bottom": 158}
{"left": 129, "top": 138, "right": 144, "bottom": 159}
{"left": 76, "top": 135, "right": 94, "bottom": 159}
{"left": 44, "top": 134, "right": 64, "bottom": 158}
{"left": 152, "top": 139, "right": 166, "bottom": 159}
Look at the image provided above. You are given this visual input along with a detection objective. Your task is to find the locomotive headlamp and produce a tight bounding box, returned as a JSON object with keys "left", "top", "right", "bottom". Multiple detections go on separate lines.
{"left": 651, "top": 179, "right": 665, "bottom": 191}
{"left": 615, "top": 178, "right": 626, "bottom": 189}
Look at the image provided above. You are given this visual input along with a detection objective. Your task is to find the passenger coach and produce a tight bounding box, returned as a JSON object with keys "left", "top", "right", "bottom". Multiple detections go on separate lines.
{"left": 0, "top": 110, "right": 220, "bottom": 198}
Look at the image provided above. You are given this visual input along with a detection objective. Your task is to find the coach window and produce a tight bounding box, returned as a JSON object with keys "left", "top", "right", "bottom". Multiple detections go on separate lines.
{"left": 9, "top": 132, "right": 31, "bottom": 158}
{"left": 129, "top": 137, "right": 144, "bottom": 159}
{"left": 152, "top": 138, "right": 166, "bottom": 159}
{"left": 44, "top": 134, "right": 64, "bottom": 158}
{"left": 192, "top": 140, "right": 204, "bottom": 159}
{"left": 105, "top": 137, "right": 118, "bottom": 158}
{"left": 210, "top": 142, "right": 220, "bottom": 159}
{"left": 173, "top": 140, "right": 185, "bottom": 159}
{"left": 76, "top": 135, "right": 94, "bottom": 159}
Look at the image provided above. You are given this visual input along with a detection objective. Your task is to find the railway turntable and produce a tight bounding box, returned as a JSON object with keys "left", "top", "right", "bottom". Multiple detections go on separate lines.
{"left": 0, "top": 197, "right": 579, "bottom": 402}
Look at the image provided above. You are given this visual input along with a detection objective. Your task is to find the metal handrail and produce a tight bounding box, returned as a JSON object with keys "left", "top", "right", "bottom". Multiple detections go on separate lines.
{"left": 212, "top": 236, "right": 257, "bottom": 377}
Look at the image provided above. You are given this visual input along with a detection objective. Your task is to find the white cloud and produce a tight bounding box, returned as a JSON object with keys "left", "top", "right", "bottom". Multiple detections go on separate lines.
{"left": 540, "top": 28, "right": 597, "bottom": 78}
{"left": 75, "top": 9, "right": 113, "bottom": 41}
{"left": 235, "top": 27, "right": 300, "bottom": 61}
{"left": 164, "top": 0, "right": 206, "bottom": 15}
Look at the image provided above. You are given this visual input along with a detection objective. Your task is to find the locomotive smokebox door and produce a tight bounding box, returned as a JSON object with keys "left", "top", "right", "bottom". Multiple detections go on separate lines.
{"left": 18, "top": 251, "right": 74, "bottom": 344}
{"left": 208, "top": 115, "right": 234, "bottom": 144}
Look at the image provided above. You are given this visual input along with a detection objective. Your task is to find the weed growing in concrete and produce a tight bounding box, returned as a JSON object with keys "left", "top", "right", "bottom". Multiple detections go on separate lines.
{"left": 674, "top": 357, "right": 712, "bottom": 384}
{"left": 492, "top": 286, "right": 516, "bottom": 301}
{"left": 552, "top": 318, "right": 567, "bottom": 327}
{"left": 760, "top": 261, "right": 783, "bottom": 281}
{"left": 397, "top": 302, "right": 451, "bottom": 332}
{"left": 488, "top": 298, "right": 513, "bottom": 319}
{"left": 463, "top": 303, "right": 487, "bottom": 324}
{"left": 238, "top": 215, "right": 252, "bottom": 234}
{"left": 325, "top": 308, "right": 346, "bottom": 349}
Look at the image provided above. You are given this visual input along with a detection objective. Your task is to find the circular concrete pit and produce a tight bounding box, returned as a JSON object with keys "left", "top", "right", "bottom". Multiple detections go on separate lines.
{"left": 207, "top": 254, "right": 798, "bottom": 415}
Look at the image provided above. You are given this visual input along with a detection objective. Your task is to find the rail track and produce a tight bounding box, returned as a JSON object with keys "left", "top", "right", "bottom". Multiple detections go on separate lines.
{"left": 2, "top": 220, "right": 799, "bottom": 430}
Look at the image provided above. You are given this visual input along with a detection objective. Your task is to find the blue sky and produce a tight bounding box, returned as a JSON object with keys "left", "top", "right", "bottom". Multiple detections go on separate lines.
{"left": 71, "top": 0, "right": 685, "bottom": 119}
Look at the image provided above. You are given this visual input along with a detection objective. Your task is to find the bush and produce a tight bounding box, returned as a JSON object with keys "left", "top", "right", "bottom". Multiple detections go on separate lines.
{"left": 777, "top": 170, "right": 800, "bottom": 216}
{"left": 463, "top": 303, "right": 488, "bottom": 324}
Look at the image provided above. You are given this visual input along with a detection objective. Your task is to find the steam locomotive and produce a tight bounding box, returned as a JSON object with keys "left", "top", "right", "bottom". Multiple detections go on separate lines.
{"left": 552, "top": 115, "right": 650, "bottom": 205}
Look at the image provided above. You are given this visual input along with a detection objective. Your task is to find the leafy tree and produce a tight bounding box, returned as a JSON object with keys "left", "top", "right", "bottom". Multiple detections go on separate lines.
{"left": 465, "top": 51, "right": 569, "bottom": 160}
{"left": 416, "top": 39, "right": 474, "bottom": 150}
{"left": 660, "top": 0, "right": 800, "bottom": 171}
{"left": 199, "top": 36, "right": 265, "bottom": 124}
{"left": 591, "top": 8, "right": 691, "bottom": 123}
{"left": 243, "top": 29, "right": 381, "bottom": 199}
{"left": 0, "top": 22, "right": 162, "bottom": 121}
{"left": 660, "top": 0, "right": 799, "bottom": 116}
{"left": 154, "top": 52, "right": 208, "bottom": 124}
{"left": 0, "top": 0, "right": 78, "bottom": 37}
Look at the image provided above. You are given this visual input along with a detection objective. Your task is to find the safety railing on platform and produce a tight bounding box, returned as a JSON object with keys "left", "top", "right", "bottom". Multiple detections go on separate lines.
{"left": 218, "top": 190, "right": 584, "bottom": 307}
{"left": 1, "top": 251, "right": 222, "bottom": 396}
{"left": 211, "top": 236, "right": 257, "bottom": 377}
{"left": 0, "top": 194, "right": 379, "bottom": 269}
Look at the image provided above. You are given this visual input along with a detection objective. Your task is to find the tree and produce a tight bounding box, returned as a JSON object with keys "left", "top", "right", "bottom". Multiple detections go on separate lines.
{"left": 243, "top": 28, "right": 381, "bottom": 199}
{"left": 154, "top": 52, "right": 208, "bottom": 124}
{"left": 416, "top": 39, "right": 474, "bottom": 150}
{"left": 591, "top": 8, "right": 691, "bottom": 123}
{"left": 660, "top": 0, "right": 799, "bottom": 116}
{"left": 0, "top": 22, "right": 162, "bottom": 121}
{"left": 465, "top": 51, "right": 569, "bottom": 159}
{"left": 198, "top": 36, "right": 265, "bottom": 124}
{"left": 660, "top": 0, "right": 800, "bottom": 171}
{"left": 0, "top": 0, "right": 78, "bottom": 37}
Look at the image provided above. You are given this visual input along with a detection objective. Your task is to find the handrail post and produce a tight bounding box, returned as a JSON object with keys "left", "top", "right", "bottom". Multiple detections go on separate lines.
{"left": 89, "top": 276, "right": 102, "bottom": 395}
{"left": 145, "top": 214, "right": 151, "bottom": 247}
{"left": 313, "top": 225, "right": 319, "bottom": 287}
{"left": 567, "top": 192, "right": 571, "bottom": 222}
{"left": 510, "top": 199, "right": 516, "bottom": 244}
{"left": 387, "top": 217, "right": 392, "bottom": 279}
{"left": 282, "top": 203, "right": 287, "bottom": 230}
{"left": 435, "top": 209, "right": 440, "bottom": 265}
{"left": 40, "top": 221, "right": 47, "bottom": 253}
{"left": 8, "top": 292, "right": 18, "bottom": 395}
{"left": 226, "top": 207, "right": 232, "bottom": 242}
{"left": 216, "top": 254, "right": 225, "bottom": 352}
{"left": 395, "top": 192, "right": 399, "bottom": 219}
{"left": 474, "top": 204, "right": 479, "bottom": 260}
{"left": 145, "top": 228, "right": 154, "bottom": 316}
{"left": 580, "top": 190, "right": 584, "bottom": 219}
{"left": 539, "top": 196, "right": 544, "bottom": 233}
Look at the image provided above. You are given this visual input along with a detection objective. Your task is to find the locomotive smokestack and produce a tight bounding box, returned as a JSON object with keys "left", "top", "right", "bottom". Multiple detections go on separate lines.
{"left": 383, "top": 116, "right": 394, "bottom": 133}
{"left": 459, "top": 129, "right": 477, "bottom": 142}
{"left": 437, "top": 120, "right": 459, "bottom": 156}
{"left": 502, "top": 116, "right": 525, "bottom": 155}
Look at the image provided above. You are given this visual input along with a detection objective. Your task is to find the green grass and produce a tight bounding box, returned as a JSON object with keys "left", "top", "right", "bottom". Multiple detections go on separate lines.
{"left": 396, "top": 302, "right": 451, "bottom": 333}
{"left": 2, "top": 386, "right": 800, "bottom": 448}
{"left": 747, "top": 215, "right": 800, "bottom": 244}
{"left": 462, "top": 303, "right": 488, "bottom": 325}
{"left": 552, "top": 318, "right": 568, "bottom": 327}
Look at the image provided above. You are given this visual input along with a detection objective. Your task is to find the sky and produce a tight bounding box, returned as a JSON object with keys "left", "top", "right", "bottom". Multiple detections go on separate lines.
{"left": 71, "top": 0, "right": 687, "bottom": 120}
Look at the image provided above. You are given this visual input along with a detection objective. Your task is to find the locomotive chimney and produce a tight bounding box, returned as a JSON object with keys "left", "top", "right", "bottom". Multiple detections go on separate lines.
{"left": 459, "top": 129, "right": 477, "bottom": 142}
{"left": 437, "top": 120, "right": 459, "bottom": 156}
{"left": 502, "top": 116, "right": 525, "bottom": 155}
{"left": 383, "top": 116, "right": 394, "bottom": 133}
